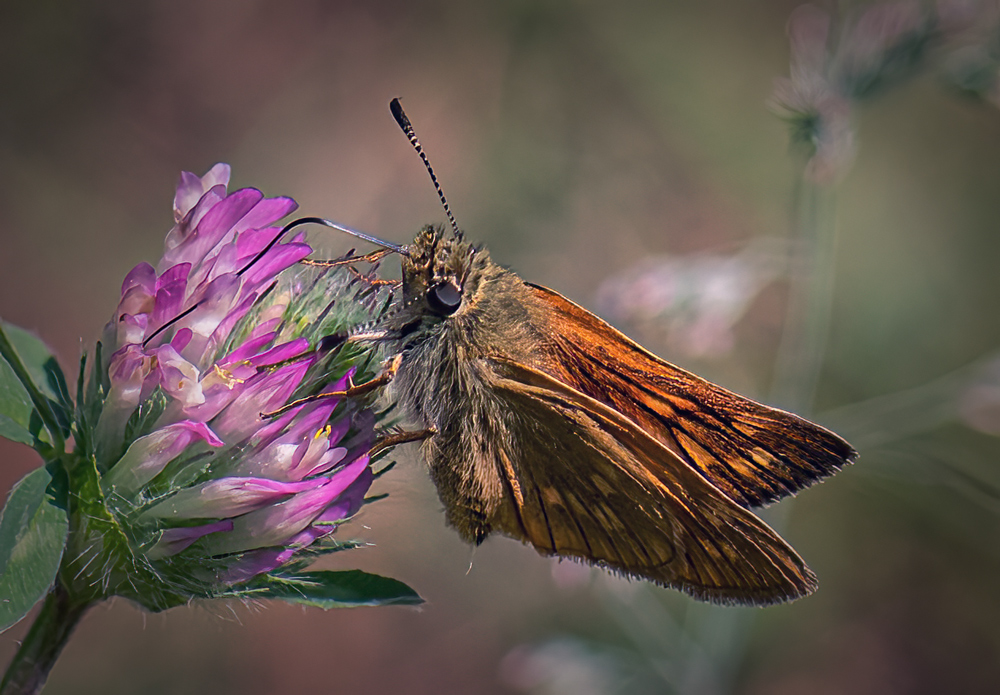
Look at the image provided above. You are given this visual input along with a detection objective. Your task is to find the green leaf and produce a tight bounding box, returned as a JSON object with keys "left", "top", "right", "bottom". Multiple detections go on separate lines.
{"left": 0, "top": 467, "right": 69, "bottom": 632}
{"left": 0, "top": 322, "right": 72, "bottom": 447}
{"left": 7, "top": 325, "right": 73, "bottom": 415}
{"left": 0, "top": 413, "right": 35, "bottom": 447}
{"left": 254, "top": 570, "right": 423, "bottom": 609}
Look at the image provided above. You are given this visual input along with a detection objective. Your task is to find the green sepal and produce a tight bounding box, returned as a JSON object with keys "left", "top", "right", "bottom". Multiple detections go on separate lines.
{"left": 278, "top": 539, "right": 366, "bottom": 571}
{"left": 61, "top": 455, "right": 186, "bottom": 611}
{"left": 247, "top": 570, "right": 423, "bottom": 609}
{"left": 85, "top": 340, "right": 106, "bottom": 425}
{"left": 73, "top": 352, "right": 92, "bottom": 458}
{"left": 122, "top": 389, "right": 168, "bottom": 451}
{"left": 0, "top": 468, "right": 69, "bottom": 632}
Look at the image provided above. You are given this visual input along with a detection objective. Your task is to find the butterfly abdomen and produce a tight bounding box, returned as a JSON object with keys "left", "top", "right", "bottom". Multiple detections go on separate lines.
{"left": 387, "top": 281, "right": 541, "bottom": 544}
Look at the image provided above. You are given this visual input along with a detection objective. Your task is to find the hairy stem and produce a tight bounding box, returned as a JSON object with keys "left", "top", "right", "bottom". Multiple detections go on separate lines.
{"left": 0, "top": 584, "right": 91, "bottom": 695}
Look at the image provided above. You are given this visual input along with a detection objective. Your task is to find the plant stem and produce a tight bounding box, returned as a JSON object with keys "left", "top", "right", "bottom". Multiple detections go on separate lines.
{"left": 770, "top": 176, "right": 838, "bottom": 414}
{"left": 687, "top": 172, "right": 840, "bottom": 695}
{"left": 0, "top": 585, "right": 91, "bottom": 695}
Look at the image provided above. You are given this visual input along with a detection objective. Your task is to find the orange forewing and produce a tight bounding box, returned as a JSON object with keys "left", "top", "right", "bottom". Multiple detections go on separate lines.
{"left": 484, "top": 357, "right": 817, "bottom": 605}
{"left": 524, "top": 283, "right": 857, "bottom": 508}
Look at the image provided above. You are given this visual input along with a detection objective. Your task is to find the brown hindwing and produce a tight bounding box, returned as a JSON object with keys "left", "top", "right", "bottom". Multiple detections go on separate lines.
{"left": 485, "top": 357, "right": 818, "bottom": 606}
{"left": 524, "top": 283, "right": 857, "bottom": 508}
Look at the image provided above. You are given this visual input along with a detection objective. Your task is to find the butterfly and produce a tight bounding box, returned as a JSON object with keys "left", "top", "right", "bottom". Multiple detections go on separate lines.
{"left": 303, "top": 99, "right": 856, "bottom": 606}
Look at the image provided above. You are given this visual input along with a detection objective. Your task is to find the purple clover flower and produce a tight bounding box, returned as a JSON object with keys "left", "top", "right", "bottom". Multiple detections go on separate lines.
{"left": 78, "top": 164, "right": 400, "bottom": 604}
{"left": 0, "top": 163, "right": 418, "bottom": 694}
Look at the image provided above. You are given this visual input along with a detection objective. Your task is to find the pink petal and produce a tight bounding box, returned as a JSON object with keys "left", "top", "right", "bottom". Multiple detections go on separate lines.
{"left": 170, "top": 327, "right": 193, "bottom": 352}
{"left": 199, "top": 477, "right": 345, "bottom": 555}
{"left": 250, "top": 339, "right": 310, "bottom": 367}
{"left": 233, "top": 196, "right": 298, "bottom": 234}
{"left": 173, "top": 164, "right": 231, "bottom": 222}
{"left": 103, "top": 420, "right": 224, "bottom": 497}
{"left": 209, "top": 358, "right": 314, "bottom": 443}
{"left": 114, "top": 313, "right": 148, "bottom": 348}
{"left": 151, "top": 344, "right": 204, "bottom": 407}
{"left": 161, "top": 185, "right": 238, "bottom": 270}
{"left": 121, "top": 262, "right": 157, "bottom": 297}
{"left": 201, "top": 290, "right": 264, "bottom": 361}
{"left": 182, "top": 188, "right": 265, "bottom": 268}
{"left": 217, "top": 546, "right": 292, "bottom": 585}
{"left": 142, "top": 476, "right": 325, "bottom": 520}
{"left": 148, "top": 263, "right": 192, "bottom": 335}
{"left": 220, "top": 331, "right": 277, "bottom": 366}
{"left": 217, "top": 461, "right": 374, "bottom": 584}
{"left": 239, "top": 242, "right": 312, "bottom": 286}
{"left": 95, "top": 345, "right": 153, "bottom": 454}
{"left": 150, "top": 520, "right": 234, "bottom": 558}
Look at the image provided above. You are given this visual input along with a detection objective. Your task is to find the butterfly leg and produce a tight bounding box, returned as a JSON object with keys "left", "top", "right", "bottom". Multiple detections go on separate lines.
{"left": 301, "top": 250, "right": 401, "bottom": 288}
{"left": 369, "top": 427, "right": 437, "bottom": 457}
{"left": 261, "top": 354, "right": 402, "bottom": 418}
{"left": 346, "top": 265, "right": 401, "bottom": 288}
{"left": 301, "top": 248, "right": 393, "bottom": 267}
{"left": 342, "top": 353, "right": 401, "bottom": 394}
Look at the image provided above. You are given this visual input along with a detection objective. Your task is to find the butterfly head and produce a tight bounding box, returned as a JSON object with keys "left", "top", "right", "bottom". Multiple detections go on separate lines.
{"left": 400, "top": 225, "right": 487, "bottom": 318}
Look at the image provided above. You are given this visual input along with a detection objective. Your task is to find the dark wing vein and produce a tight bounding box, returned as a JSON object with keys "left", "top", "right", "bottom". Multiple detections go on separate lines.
{"left": 485, "top": 356, "right": 817, "bottom": 606}
{"left": 526, "top": 283, "right": 856, "bottom": 507}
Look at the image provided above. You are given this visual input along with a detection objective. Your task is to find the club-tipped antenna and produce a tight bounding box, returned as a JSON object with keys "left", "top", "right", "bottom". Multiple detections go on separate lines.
{"left": 389, "top": 98, "right": 462, "bottom": 240}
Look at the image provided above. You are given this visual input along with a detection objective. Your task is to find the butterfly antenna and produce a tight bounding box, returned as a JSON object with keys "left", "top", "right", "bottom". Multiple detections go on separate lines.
{"left": 389, "top": 98, "right": 463, "bottom": 241}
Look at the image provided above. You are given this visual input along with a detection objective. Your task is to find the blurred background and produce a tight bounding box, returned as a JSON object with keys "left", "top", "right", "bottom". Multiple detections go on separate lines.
{"left": 2, "top": 0, "right": 1000, "bottom": 693}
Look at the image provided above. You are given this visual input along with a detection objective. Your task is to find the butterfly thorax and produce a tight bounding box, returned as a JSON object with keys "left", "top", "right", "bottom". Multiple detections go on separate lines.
{"left": 386, "top": 226, "right": 542, "bottom": 423}
{"left": 383, "top": 227, "right": 547, "bottom": 542}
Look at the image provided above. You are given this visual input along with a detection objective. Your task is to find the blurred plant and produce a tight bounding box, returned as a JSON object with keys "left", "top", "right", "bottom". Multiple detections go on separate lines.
{"left": 959, "top": 355, "right": 1000, "bottom": 435}
{"left": 594, "top": 240, "right": 784, "bottom": 360}
{"left": 770, "top": 0, "right": 1000, "bottom": 183}
{"left": 0, "top": 165, "right": 419, "bottom": 695}
{"left": 500, "top": 639, "right": 631, "bottom": 695}
{"left": 503, "top": 2, "right": 1000, "bottom": 694}
{"left": 771, "top": 0, "right": 937, "bottom": 184}
{"left": 940, "top": 0, "right": 1000, "bottom": 104}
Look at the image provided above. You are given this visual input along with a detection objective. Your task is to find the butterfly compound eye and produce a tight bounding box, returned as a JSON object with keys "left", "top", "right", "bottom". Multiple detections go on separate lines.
{"left": 428, "top": 281, "right": 462, "bottom": 314}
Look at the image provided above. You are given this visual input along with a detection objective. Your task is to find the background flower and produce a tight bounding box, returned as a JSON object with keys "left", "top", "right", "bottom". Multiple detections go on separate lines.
{"left": 595, "top": 240, "right": 784, "bottom": 359}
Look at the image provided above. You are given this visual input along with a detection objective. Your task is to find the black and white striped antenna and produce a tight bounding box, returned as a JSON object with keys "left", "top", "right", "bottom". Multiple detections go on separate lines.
{"left": 389, "top": 98, "right": 463, "bottom": 241}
